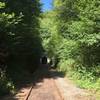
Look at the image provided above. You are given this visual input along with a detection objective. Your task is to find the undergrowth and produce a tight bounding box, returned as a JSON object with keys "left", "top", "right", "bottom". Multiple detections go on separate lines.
{"left": 0, "top": 70, "right": 15, "bottom": 96}
{"left": 58, "top": 59, "right": 100, "bottom": 90}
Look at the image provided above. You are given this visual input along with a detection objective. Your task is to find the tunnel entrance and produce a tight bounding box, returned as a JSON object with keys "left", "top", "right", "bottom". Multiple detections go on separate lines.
{"left": 41, "top": 56, "right": 47, "bottom": 64}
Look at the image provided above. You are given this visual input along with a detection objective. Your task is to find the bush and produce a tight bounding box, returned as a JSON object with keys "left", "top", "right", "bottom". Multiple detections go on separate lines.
{"left": 58, "top": 59, "right": 76, "bottom": 72}
{"left": 58, "top": 60, "right": 100, "bottom": 90}
{"left": 56, "top": 39, "right": 79, "bottom": 60}
{"left": 0, "top": 71, "right": 15, "bottom": 96}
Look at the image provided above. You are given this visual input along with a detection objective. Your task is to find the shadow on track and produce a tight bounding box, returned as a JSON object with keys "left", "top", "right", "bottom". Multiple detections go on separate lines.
{"left": 1, "top": 64, "right": 65, "bottom": 100}
{"left": 32, "top": 64, "right": 65, "bottom": 86}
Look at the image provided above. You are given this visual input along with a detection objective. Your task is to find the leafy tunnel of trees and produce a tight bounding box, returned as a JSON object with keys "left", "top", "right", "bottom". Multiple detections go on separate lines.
{"left": 0, "top": 0, "right": 100, "bottom": 98}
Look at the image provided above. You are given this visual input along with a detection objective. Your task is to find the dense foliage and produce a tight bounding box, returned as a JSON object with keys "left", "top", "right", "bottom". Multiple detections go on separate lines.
{"left": 0, "top": 0, "right": 100, "bottom": 98}
{"left": 0, "top": 0, "right": 43, "bottom": 96}
{"left": 40, "top": 0, "right": 100, "bottom": 92}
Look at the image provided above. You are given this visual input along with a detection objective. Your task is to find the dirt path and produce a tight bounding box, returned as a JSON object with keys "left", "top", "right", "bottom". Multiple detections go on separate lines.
{"left": 27, "top": 65, "right": 95, "bottom": 100}
{"left": 27, "top": 65, "right": 62, "bottom": 100}
{"left": 52, "top": 71, "right": 95, "bottom": 100}
{"left": 2, "top": 65, "right": 95, "bottom": 100}
{"left": 28, "top": 78, "right": 62, "bottom": 100}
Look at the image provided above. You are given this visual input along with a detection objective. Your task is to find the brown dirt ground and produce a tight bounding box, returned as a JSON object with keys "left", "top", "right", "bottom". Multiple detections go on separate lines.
{"left": 1, "top": 65, "right": 97, "bottom": 100}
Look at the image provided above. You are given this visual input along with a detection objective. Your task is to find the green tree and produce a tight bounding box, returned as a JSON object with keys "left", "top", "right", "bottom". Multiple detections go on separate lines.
{"left": 0, "top": 0, "right": 43, "bottom": 71}
{"left": 53, "top": 0, "right": 100, "bottom": 66}
{"left": 0, "top": 0, "right": 43, "bottom": 96}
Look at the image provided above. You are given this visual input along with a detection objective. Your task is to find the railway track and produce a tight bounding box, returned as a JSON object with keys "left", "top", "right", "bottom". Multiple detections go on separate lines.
{"left": 2, "top": 66, "right": 94, "bottom": 100}
{"left": 24, "top": 69, "right": 63, "bottom": 100}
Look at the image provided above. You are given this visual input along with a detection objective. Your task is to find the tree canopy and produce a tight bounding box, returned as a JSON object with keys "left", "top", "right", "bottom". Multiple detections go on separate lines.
{"left": 0, "top": 0, "right": 43, "bottom": 96}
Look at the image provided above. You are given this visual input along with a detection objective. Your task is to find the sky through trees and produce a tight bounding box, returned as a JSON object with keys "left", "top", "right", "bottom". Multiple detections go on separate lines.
{"left": 41, "top": 0, "right": 53, "bottom": 12}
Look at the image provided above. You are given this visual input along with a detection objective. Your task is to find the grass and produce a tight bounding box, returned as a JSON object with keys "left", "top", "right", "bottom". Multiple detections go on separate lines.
{"left": 57, "top": 60, "right": 100, "bottom": 99}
